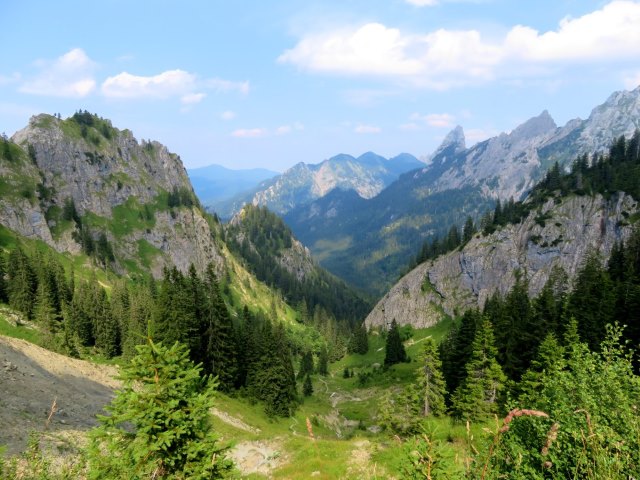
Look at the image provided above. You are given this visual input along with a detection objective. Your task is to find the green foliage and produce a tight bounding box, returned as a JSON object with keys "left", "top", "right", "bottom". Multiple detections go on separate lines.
{"left": 483, "top": 324, "right": 640, "bottom": 479}
{"left": 384, "top": 319, "right": 407, "bottom": 367}
{"left": 451, "top": 320, "right": 505, "bottom": 421}
{"left": 226, "top": 204, "right": 371, "bottom": 327}
{"left": 88, "top": 339, "right": 235, "bottom": 479}
{"left": 409, "top": 337, "right": 446, "bottom": 417}
{"left": 302, "top": 374, "right": 313, "bottom": 397}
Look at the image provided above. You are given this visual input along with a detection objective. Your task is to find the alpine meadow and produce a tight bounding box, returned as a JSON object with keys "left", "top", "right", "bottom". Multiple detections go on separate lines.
{"left": 2, "top": 1, "right": 640, "bottom": 479}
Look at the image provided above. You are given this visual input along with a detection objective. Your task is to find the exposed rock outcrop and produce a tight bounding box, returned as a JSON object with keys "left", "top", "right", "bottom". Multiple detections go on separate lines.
{"left": 366, "top": 193, "right": 637, "bottom": 329}
{"left": 2, "top": 113, "right": 225, "bottom": 277}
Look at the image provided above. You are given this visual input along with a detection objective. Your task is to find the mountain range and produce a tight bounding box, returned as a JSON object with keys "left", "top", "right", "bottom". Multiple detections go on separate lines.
{"left": 283, "top": 87, "right": 640, "bottom": 294}
{"left": 211, "top": 151, "right": 424, "bottom": 219}
{"left": 187, "top": 164, "right": 278, "bottom": 205}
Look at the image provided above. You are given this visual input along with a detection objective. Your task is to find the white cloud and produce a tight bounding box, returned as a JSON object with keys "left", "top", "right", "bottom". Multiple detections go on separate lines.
{"left": 220, "top": 110, "right": 237, "bottom": 120}
{"left": 231, "top": 128, "right": 268, "bottom": 138}
{"left": 411, "top": 112, "right": 456, "bottom": 128}
{"left": 279, "top": 1, "right": 640, "bottom": 88}
{"left": 181, "top": 93, "right": 206, "bottom": 105}
{"left": 102, "top": 69, "right": 249, "bottom": 101}
{"left": 354, "top": 124, "right": 381, "bottom": 134}
{"left": 206, "top": 78, "right": 250, "bottom": 95}
{"left": 102, "top": 70, "right": 195, "bottom": 98}
{"left": 19, "top": 48, "right": 96, "bottom": 97}
{"left": 276, "top": 122, "right": 304, "bottom": 135}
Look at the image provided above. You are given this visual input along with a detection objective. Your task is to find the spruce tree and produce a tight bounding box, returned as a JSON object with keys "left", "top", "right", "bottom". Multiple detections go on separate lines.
{"left": 0, "top": 252, "right": 7, "bottom": 303}
{"left": 451, "top": 320, "right": 505, "bottom": 420}
{"left": 203, "top": 264, "right": 238, "bottom": 391}
{"left": 298, "top": 350, "right": 314, "bottom": 380}
{"left": 410, "top": 337, "right": 446, "bottom": 417}
{"left": 7, "top": 248, "right": 37, "bottom": 319}
{"left": 303, "top": 374, "right": 313, "bottom": 397}
{"left": 88, "top": 339, "right": 235, "bottom": 479}
{"left": 384, "top": 319, "right": 407, "bottom": 367}
{"left": 317, "top": 346, "right": 329, "bottom": 376}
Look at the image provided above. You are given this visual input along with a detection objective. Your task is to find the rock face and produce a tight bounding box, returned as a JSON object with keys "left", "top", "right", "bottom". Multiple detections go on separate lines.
{"left": 423, "top": 87, "right": 640, "bottom": 202}
{"left": 2, "top": 113, "right": 225, "bottom": 277}
{"left": 213, "top": 152, "right": 424, "bottom": 218}
{"left": 365, "top": 193, "right": 638, "bottom": 329}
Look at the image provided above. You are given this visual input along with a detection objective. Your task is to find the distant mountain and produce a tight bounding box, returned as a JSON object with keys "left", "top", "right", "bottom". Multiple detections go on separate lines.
{"left": 211, "top": 152, "right": 424, "bottom": 219}
{"left": 285, "top": 87, "right": 640, "bottom": 296}
{"left": 187, "top": 164, "right": 278, "bottom": 204}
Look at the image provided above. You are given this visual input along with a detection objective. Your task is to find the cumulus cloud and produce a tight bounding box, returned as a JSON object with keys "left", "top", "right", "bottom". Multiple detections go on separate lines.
{"left": 279, "top": 1, "right": 640, "bottom": 88}
{"left": 354, "top": 124, "right": 381, "bottom": 134}
{"left": 19, "top": 48, "right": 96, "bottom": 97}
{"left": 102, "top": 69, "right": 248, "bottom": 101}
{"left": 231, "top": 128, "right": 268, "bottom": 138}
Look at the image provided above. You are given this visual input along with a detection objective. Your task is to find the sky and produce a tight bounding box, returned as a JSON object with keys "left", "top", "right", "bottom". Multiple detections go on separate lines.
{"left": 1, "top": 0, "right": 640, "bottom": 172}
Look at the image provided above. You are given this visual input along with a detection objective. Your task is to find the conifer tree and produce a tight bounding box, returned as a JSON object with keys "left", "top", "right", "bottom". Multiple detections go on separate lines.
{"left": 410, "top": 337, "right": 446, "bottom": 417}
{"left": 298, "top": 350, "right": 314, "bottom": 380}
{"left": 88, "top": 339, "right": 235, "bottom": 479}
{"left": 203, "top": 264, "right": 238, "bottom": 391}
{"left": 7, "top": 248, "right": 37, "bottom": 319}
{"left": 122, "top": 287, "right": 153, "bottom": 360}
{"left": 317, "top": 346, "right": 329, "bottom": 376}
{"left": 0, "top": 252, "right": 7, "bottom": 303}
{"left": 303, "top": 374, "right": 313, "bottom": 397}
{"left": 384, "top": 319, "right": 407, "bottom": 367}
{"left": 451, "top": 320, "right": 505, "bottom": 420}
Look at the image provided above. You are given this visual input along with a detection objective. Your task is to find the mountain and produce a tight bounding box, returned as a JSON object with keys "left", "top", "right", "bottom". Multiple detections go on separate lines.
{"left": 285, "top": 87, "right": 640, "bottom": 295}
{"left": 211, "top": 151, "right": 424, "bottom": 219}
{"left": 366, "top": 192, "right": 637, "bottom": 329}
{"left": 224, "top": 204, "right": 371, "bottom": 323}
{"left": 187, "top": 164, "right": 278, "bottom": 205}
{"left": 366, "top": 128, "right": 640, "bottom": 328}
{"left": 2, "top": 112, "right": 228, "bottom": 279}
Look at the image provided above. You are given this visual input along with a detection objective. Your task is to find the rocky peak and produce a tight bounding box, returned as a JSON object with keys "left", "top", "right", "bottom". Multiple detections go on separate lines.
{"left": 509, "top": 110, "right": 557, "bottom": 143}
{"left": 433, "top": 126, "right": 466, "bottom": 159}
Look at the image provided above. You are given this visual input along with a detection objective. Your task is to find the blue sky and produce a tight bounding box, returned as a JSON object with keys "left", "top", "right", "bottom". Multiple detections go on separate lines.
{"left": 1, "top": 0, "right": 640, "bottom": 171}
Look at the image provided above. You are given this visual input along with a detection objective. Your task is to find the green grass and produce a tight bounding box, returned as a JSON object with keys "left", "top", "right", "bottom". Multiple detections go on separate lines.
{"left": 0, "top": 309, "right": 42, "bottom": 345}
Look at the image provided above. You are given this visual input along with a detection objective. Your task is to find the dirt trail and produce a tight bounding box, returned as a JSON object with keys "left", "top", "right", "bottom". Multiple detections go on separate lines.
{"left": 0, "top": 335, "right": 119, "bottom": 454}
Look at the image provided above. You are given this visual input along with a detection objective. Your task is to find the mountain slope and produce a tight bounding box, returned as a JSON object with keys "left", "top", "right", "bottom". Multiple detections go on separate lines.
{"left": 366, "top": 129, "right": 640, "bottom": 328}
{"left": 3, "top": 112, "right": 224, "bottom": 278}
{"left": 225, "top": 204, "right": 371, "bottom": 323}
{"left": 212, "top": 151, "right": 424, "bottom": 218}
{"left": 187, "top": 164, "right": 278, "bottom": 204}
{"left": 285, "top": 87, "right": 640, "bottom": 295}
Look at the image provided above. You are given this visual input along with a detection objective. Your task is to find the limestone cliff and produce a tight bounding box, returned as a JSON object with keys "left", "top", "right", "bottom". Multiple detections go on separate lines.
{"left": 365, "top": 193, "right": 637, "bottom": 329}
{"left": 2, "top": 113, "right": 224, "bottom": 277}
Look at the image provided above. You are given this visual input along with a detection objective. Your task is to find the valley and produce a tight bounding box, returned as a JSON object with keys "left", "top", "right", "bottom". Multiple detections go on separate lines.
{"left": 1, "top": 88, "right": 640, "bottom": 479}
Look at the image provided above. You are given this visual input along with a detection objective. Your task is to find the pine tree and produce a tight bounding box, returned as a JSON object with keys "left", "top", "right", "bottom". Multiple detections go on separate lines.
{"left": 384, "top": 319, "right": 407, "bottom": 367}
{"left": 87, "top": 339, "right": 235, "bottom": 478}
{"left": 451, "top": 320, "right": 505, "bottom": 420}
{"left": 298, "top": 350, "right": 314, "bottom": 380}
{"left": 203, "top": 265, "right": 238, "bottom": 391}
{"left": 518, "top": 332, "right": 565, "bottom": 398}
{"left": 122, "top": 287, "right": 153, "bottom": 360}
{"left": 7, "top": 248, "right": 37, "bottom": 319}
{"left": 317, "top": 346, "right": 329, "bottom": 376}
{"left": 0, "top": 252, "right": 7, "bottom": 303}
{"left": 303, "top": 374, "right": 313, "bottom": 397}
{"left": 411, "top": 337, "right": 446, "bottom": 417}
